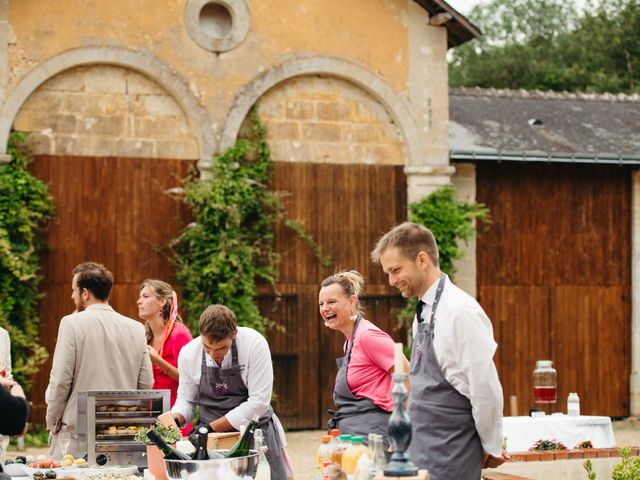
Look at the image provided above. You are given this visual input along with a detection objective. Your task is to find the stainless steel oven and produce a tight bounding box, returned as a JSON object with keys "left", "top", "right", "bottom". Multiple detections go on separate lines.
{"left": 77, "top": 390, "right": 170, "bottom": 468}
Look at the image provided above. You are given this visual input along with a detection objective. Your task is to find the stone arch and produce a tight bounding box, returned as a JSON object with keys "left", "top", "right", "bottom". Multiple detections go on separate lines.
{"left": 0, "top": 47, "right": 214, "bottom": 168}
{"left": 220, "top": 56, "right": 426, "bottom": 166}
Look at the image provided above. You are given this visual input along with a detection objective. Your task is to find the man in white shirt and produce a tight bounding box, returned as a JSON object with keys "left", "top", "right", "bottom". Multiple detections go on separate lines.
{"left": 372, "top": 222, "right": 509, "bottom": 479}
{"left": 172, "top": 304, "right": 288, "bottom": 479}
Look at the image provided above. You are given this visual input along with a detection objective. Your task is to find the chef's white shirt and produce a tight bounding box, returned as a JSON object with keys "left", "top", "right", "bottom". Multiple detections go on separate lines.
{"left": 0, "top": 327, "right": 11, "bottom": 380}
{"left": 413, "top": 275, "right": 504, "bottom": 457}
{"left": 172, "top": 327, "right": 279, "bottom": 435}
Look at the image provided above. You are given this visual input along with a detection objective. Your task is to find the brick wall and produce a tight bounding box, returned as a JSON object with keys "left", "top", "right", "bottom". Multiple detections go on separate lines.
{"left": 13, "top": 65, "right": 198, "bottom": 159}
{"left": 258, "top": 76, "right": 405, "bottom": 165}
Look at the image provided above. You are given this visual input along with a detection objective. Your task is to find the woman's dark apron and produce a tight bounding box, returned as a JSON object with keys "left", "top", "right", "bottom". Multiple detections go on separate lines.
{"left": 328, "top": 316, "right": 390, "bottom": 445}
{"left": 197, "top": 339, "right": 288, "bottom": 480}
{"left": 408, "top": 273, "right": 483, "bottom": 480}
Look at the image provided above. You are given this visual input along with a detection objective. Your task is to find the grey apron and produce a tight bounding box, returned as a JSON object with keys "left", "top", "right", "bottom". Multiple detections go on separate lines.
{"left": 198, "top": 339, "right": 288, "bottom": 480}
{"left": 328, "top": 316, "right": 391, "bottom": 446}
{"left": 408, "top": 274, "right": 483, "bottom": 480}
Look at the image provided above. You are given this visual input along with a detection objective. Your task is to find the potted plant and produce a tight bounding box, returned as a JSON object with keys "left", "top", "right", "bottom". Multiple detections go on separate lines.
{"left": 135, "top": 421, "right": 182, "bottom": 480}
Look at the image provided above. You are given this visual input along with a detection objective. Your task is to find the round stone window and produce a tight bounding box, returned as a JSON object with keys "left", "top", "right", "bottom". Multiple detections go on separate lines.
{"left": 185, "top": 0, "right": 250, "bottom": 53}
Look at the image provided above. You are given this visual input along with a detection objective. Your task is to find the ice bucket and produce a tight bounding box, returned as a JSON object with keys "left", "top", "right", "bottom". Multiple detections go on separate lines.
{"left": 164, "top": 451, "right": 259, "bottom": 480}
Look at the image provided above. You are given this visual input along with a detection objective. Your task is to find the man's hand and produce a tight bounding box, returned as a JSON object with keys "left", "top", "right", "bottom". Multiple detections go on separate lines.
{"left": 483, "top": 450, "right": 510, "bottom": 469}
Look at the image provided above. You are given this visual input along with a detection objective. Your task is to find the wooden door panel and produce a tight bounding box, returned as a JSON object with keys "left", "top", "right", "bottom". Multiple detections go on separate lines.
{"left": 476, "top": 162, "right": 631, "bottom": 417}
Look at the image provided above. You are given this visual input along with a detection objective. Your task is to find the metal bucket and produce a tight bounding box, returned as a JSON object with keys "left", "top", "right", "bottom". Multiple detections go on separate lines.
{"left": 164, "top": 451, "right": 259, "bottom": 480}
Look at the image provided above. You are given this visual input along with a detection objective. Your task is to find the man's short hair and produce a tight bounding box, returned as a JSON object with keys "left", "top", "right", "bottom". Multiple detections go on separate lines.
{"left": 371, "top": 221, "right": 440, "bottom": 267}
{"left": 72, "top": 262, "right": 113, "bottom": 301}
{"left": 199, "top": 304, "right": 237, "bottom": 341}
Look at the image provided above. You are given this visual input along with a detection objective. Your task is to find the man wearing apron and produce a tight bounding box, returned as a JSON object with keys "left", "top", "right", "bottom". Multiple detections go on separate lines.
{"left": 329, "top": 315, "right": 391, "bottom": 445}
{"left": 372, "top": 222, "right": 509, "bottom": 480}
{"left": 172, "top": 304, "right": 289, "bottom": 479}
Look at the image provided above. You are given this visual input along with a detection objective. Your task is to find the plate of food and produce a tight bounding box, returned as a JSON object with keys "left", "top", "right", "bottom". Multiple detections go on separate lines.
{"left": 4, "top": 456, "right": 89, "bottom": 478}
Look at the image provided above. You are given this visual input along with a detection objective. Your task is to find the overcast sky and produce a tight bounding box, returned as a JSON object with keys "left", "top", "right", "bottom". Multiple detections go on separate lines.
{"left": 446, "top": 0, "right": 587, "bottom": 16}
{"left": 446, "top": 0, "right": 488, "bottom": 15}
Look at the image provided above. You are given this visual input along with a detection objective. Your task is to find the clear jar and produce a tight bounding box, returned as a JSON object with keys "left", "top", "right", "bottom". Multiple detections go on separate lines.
{"left": 533, "top": 360, "right": 557, "bottom": 405}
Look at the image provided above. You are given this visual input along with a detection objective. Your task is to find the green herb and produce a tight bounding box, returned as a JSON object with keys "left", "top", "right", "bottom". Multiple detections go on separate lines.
{"left": 611, "top": 447, "right": 640, "bottom": 480}
{"left": 583, "top": 459, "right": 597, "bottom": 480}
{"left": 135, "top": 421, "right": 181, "bottom": 445}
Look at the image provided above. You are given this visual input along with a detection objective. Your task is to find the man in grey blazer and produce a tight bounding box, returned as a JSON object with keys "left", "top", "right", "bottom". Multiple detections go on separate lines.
{"left": 45, "top": 262, "right": 154, "bottom": 458}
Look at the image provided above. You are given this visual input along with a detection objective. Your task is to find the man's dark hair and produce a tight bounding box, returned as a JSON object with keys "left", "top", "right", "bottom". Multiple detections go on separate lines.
{"left": 72, "top": 262, "right": 113, "bottom": 301}
{"left": 199, "top": 304, "right": 238, "bottom": 341}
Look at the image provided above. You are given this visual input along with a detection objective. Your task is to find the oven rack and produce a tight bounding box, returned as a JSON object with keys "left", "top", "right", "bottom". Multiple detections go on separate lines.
{"left": 96, "top": 410, "right": 161, "bottom": 418}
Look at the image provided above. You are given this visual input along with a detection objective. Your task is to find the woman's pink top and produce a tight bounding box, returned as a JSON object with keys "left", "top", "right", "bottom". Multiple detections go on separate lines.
{"left": 152, "top": 322, "right": 193, "bottom": 434}
{"left": 346, "top": 318, "right": 396, "bottom": 412}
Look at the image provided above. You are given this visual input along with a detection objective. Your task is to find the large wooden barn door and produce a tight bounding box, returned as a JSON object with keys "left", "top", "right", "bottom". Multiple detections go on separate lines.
{"left": 29, "top": 155, "right": 195, "bottom": 422}
{"left": 28, "top": 156, "right": 406, "bottom": 428}
{"left": 262, "top": 162, "right": 408, "bottom": 429}
{"left": 476, "top": 162, "right": 631, "bottom": 417}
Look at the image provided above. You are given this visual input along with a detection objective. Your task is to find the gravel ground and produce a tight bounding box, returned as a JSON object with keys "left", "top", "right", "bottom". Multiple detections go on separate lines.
{"left": 7, "top": 420, "right": 640, "bottom": 480}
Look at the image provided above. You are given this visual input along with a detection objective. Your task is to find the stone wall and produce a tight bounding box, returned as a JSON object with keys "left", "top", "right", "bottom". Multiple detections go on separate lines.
{"left": 12, "top": 65, "right": 198, "bottom": 159}
{"left": 258, "top": 76, "right": 404, "bottom": 165}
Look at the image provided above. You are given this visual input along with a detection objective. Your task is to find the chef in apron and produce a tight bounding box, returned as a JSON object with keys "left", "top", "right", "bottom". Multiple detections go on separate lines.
{"left": 373, "top": 221, "right": 508, "bottom": 480}
{"left": 319, "top": 270, "right": 407, "bottom": 445}
{"left": 171, "top": 304, "right": 289, "bottom": 480}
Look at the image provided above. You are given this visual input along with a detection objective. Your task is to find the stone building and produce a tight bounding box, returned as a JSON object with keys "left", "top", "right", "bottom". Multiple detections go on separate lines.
{"left": 0, "top": 0, "right": 479, "bottom": 426}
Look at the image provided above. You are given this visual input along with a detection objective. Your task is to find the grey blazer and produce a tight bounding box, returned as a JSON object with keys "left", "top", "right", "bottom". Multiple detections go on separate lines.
{"left": 45, "top": 303, "right": 153, "bottom": 448}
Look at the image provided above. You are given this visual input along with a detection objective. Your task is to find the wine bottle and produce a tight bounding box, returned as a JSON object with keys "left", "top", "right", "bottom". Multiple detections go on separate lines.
{"left": 191, "top": 427, "right": 210, "bottom": 460}
{"left": 146, "top": 428, "right": 192, "bottom": 460}
{"left": 225, "top": 417, "right": 259, "bottom": 458}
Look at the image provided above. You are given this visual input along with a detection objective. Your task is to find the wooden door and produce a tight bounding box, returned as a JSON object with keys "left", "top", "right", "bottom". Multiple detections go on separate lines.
{"left": 261, "top": 162, "right": 408, "bottom": 429}
{"left": 29, "top": 155, "right": 195, "bottom": 421}
{"left": 476, "top": 162, "right": 631, "bottom": 417}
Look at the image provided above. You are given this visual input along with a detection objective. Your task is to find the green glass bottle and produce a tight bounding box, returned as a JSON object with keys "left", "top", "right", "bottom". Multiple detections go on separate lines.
{"left": 145, "top": 428, "right": 191, "bottom": 460}
{"left": 225, "top": 418, "right": 259, "bottom": 458}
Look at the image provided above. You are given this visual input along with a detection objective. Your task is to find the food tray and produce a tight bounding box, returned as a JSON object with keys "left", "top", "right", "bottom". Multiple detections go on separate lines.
{"left": 95, "top": 410, "right": 160, "bottom": 418}
{"left": 4, "top": 464, "right": 88, "bottom": 477}
{"left": 95, "top": 434, "right": 139, "bottom": 441}
{"left": 4, "top": 464, "right": 137, "bottom": 478}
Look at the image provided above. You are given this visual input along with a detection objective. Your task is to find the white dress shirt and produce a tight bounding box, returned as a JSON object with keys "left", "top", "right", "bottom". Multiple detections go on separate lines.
{"left": 0, "top": 327, "right": 12, "bottom": 380}
{"left": 172, "top": 327, "right": 275, "bottom": 433}
{"left": 413, "top": 276, "right": 504, "bottom": 457}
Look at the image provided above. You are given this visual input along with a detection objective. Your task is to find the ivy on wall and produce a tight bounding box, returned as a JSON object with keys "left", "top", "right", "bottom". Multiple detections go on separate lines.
{"left": 0, "top": 132, "right": 53, "bottom": 390}
{"left": 174, "top": 107, "right": 328, "bottom": 333}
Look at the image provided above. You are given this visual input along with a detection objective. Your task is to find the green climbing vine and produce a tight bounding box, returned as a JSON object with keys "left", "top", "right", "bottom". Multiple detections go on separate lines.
{"left": 174, "top": 107, "right": 329, "bottom": 333}
{"left": 0, "top": 132, "right": 54, "bottom": 391}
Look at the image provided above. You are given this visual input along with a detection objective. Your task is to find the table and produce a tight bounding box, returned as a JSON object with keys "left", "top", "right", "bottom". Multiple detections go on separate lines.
{"left": 503, "top": 415, "right": 616, "bottom": 452}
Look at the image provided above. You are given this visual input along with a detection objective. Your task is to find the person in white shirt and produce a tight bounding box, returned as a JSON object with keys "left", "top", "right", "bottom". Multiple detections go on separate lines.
{"left": 372, "top": 222, "right": 509, "bottom": 480}
{"left": 172, "top": 304, "right": 289, "bottom": 480}
{"left": 0, "top": 327, "right": 12, "bottom": 380}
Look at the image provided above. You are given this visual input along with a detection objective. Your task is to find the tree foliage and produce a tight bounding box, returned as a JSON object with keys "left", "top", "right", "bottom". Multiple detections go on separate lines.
{"left": 0, "top": 132, "right": 53, "bottom": 390}
{"left": 450, "top": 0, "right": 640, "bottom": 93}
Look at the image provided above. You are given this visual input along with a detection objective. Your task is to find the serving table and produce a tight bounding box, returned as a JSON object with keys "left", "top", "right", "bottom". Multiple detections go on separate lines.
{"left": 503, "top": 414, "right": 616, "bottom": 452}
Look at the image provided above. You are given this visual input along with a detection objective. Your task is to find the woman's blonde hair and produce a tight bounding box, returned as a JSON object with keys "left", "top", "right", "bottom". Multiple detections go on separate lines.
{"left": 140, "top": 279, "right": 183, "bottom": 344}
{"left": 320, "top": 270, "right": 365, "bottom": 317}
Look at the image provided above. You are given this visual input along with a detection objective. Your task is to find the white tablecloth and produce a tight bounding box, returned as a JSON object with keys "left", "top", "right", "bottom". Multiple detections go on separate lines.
{"left": 503, "top": 415, "right": 616, "bottom": 452}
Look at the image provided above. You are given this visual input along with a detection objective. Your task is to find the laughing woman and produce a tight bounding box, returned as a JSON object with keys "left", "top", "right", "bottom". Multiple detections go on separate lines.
{"left": 319, "top": 270, "right": 409, "bottom": 445}
{"left": 137, "top": 279, "right": 193, "bottom": 435}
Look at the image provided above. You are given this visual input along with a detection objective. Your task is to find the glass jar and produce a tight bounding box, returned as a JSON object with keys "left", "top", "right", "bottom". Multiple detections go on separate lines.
{"left": 533, "top": 360, "right": 557, "bottom": 405}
